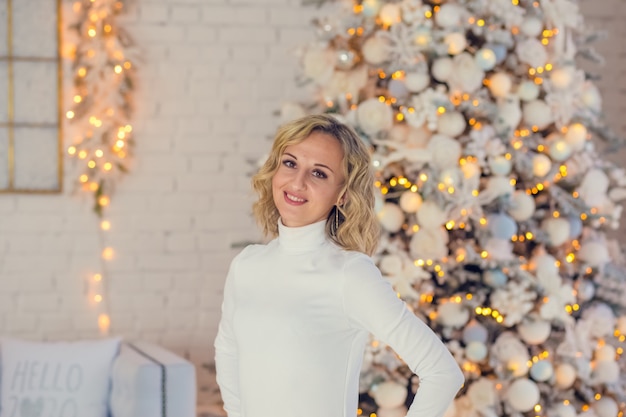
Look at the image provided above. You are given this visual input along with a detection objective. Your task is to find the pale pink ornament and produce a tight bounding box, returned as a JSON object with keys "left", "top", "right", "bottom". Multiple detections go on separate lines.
{"left": 445, "top": 32, "right": 467, "bottom": 55}
{"left": 416, "top": 200, "right": 447, "bottom": 228}
{"left": 565, "top": 123, "right": 588, "bottom": 151}
{"left": 555, "top": 363, "right": 577, "bottom": 389}
{"left": 371, "top": 381, "right": 407, "bottom": 409}
{"left": 489, "top": 72, "right": 513, "bottom": 98}
{"left": 362, "top": 36, "right": 391, "bottom": 65}
{"left": 399, "top": 191, "right": 423, "bottom": 213}
{"left": 379, "top": 3, "right": 401, "bottom": 26}
{"left": 532, "top": 153, "right": 552, "bottom": 177}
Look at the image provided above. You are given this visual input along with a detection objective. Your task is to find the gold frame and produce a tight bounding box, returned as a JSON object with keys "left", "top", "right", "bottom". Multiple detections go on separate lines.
{"left": 0, "top": 0, "right": 63, "bottom": 193}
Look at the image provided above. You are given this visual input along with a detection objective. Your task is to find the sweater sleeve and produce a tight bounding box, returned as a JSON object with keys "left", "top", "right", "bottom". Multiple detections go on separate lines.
{"left": 342, "top": 255, "right": 464, "bottom": 417}
{"left": 214, "top": 254, "right": 242, "bottom": 417}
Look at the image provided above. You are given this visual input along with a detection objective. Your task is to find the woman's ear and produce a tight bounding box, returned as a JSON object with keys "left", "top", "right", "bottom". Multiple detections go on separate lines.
{"left": 338, "top": 191, "right": 348, "bottom": 207}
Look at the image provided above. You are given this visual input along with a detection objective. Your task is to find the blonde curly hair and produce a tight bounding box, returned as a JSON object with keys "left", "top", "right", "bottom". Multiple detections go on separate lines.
{"left": 252, "top": 114, "right": 380, "bottom": 256}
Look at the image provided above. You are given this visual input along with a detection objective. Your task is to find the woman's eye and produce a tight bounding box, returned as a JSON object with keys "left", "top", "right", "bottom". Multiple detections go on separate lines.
{"left": 282, "top": 159, "right": 296, "bottom": 168}
{"left": 312, "top": 170, "right": 327, "bottom": 179}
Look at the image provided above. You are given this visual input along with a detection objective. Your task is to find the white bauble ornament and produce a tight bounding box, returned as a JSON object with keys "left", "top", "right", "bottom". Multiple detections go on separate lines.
{"left": 361, "top": 0, "right": 381, "bottom": 17}
{"left": 416, "top": 200, "right": 446, "bottom": 228}
{"left": 523, "top": 100, "right": 553, "bottom": 130}
{"left": 578, "top": 241, "right": 610, "bottom": 267}
{"left": 508, "top": 355, "right": 530, "bottom": 377}
{"left": 436, "top": 4, "right": 463, "bottom": 28}
{"left": 532, "top": 153, "right": 552, "bottom": 177}
{"left": 489, "top": 155, "right": 512, "bottom": 175}
{"left": 405, "top": 72, "right": 430, "bottom": 92}
{"left": 445, "top": 32, "right": 467, "bottom": 55}
{"left": 378, "top": 203, "right": 405, "bottom": 232}
{"left": 517, "top": 80, "right": 540, "bottom": 101}
{"left": 595, "top": 345, "right": 616, "bottom": 362}
{"left": 463, "top": 321, "right": 488, "bottom": 344}
{"left": 399, "top": 191, "right": 423, "bottom": 213}
{"left": 377, "top": 407, "right": 407, "bottom": 417}
{"left": 432, "top": 57, "right": 453, "bottom": 82}
{"left": 440, "top": 168, "right": 461, "bottom": 187}
{"left": 555, "top": 363, "right": 577, "bottom": 388}
{"left": 379, "top": 3, "right": 401, "bottom": 26}
{"left": 475, "top": 48, "right": 497, "bottom": 71}
{"left": 495, "top": 95, "right": 522, "bottom": 132}
{"left": 582, "top": 81, "right": 602, "bottom": 111}
{"left": 484, "top": 269, "right": 508, "bottom": 287}
{"left": 506, "top": 379, "right": 540, "bottom": 412}
{"left": 530, "top": 360, "right": 554, "bottom": 382}
{"left": 550, "top": 67, "right": 574, "bottom": 90}
{"left": 518, "top": 319, "right": 551, "bottom": 345}
{"left": 428, "top": 134, "right": 461, "bottom": 169}
{"left": 593, "top": 397, "right": 619, "bottom": 417}
{"left": 357, "top": 98, "right": 393, "bottom": 135}
{"left": 371, "top": 381, "right": 407, "bottom": 409}
{"left": 362, "top": 36, "right": 390, "bottom": 65}
{"left": 530, "top": 253, "right": 558, "bottom": 276}
{"left": 617, "top": 315, "right": 626, "bottom": 334}
{"left": 549, "top": 139, "right": 572, "bottom": 161}
{"left": 437, "top": 111, "right": 466, "bottom": 137}
{"left": 551, "top": 403, "right": 577, "bottom": 417}
{"left": 488, "top": 213, "right": 517, "bottom": 240}
{"left": 508, "top": 191, "right": 536, "bottom": 221}
{"left": 466, "top": 341, "right": 488, "bottom": 362}
{"left": 592, "top": 360, "right": 620, "bottom": 384}
{"left": 379, "top": 254, "right": 403, "bottom": 275}
{"left": 438, "top": 302, "right": 470, "bottom": 328}
{"left": 542, "top": 217, "right": 571, "bottom": 246}
{"left": 565, "top": 123, "right": 588, "bottom": 151}
{"left": 336, "top": 48, "right": 357, "bottom": 70}
{"left": 486, "top": 176, "right": 514, "bottom": 197}
{"left": 489, "top": 73, "right": 512, "bottom": 98}
{"left": 521, "top": 17, "right": 544, "bottom": 37}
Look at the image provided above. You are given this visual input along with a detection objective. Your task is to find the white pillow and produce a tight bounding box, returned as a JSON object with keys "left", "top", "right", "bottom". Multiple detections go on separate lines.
{"left": 0, "top": 337, "right": 121, "bottom": 417}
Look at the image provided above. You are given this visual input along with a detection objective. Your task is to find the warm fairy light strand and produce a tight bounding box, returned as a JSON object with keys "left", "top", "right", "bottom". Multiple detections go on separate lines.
{"left": 65, "top": 0, "right": 137, "bottom": 334}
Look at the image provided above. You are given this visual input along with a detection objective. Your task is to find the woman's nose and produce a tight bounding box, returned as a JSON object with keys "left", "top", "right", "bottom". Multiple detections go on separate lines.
{"left": 291, "top": 170, "right": 307, "bottom": 190}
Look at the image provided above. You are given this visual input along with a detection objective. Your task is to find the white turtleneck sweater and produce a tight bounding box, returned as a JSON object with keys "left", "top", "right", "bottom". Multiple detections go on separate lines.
{"left": 214, "top": 220, "right": 464, "bottom": 417}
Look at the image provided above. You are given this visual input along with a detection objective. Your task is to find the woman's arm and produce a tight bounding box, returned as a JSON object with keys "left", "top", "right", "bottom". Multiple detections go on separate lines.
{"left": 214, "top": 256, "right": 242, "bottom": 417}
{"left": 342, "top": 255, "right": 464, "bottom": 417}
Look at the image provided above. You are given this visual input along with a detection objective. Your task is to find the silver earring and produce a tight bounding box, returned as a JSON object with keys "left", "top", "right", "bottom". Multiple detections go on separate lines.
{"left": 335, "top": 206, "right": 340, "bottom": 231}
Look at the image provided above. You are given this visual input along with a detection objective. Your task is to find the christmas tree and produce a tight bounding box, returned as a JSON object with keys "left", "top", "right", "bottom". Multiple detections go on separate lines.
{"left": 282, "top": 1, "right": 626, "bottom": 416}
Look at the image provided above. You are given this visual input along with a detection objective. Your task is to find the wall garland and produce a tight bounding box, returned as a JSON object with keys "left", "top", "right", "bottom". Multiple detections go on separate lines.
{"left": 65, "top": 0, "right": 139, "bottom": 334}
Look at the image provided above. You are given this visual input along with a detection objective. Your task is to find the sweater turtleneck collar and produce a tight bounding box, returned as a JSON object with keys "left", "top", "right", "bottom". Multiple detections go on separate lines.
{"left": 277, "top": 218, "right": 328, "bottom": 252}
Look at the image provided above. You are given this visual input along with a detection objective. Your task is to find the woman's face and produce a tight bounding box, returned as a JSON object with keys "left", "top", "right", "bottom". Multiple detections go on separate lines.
{"left": 272, "top": 131, "right": 345, "bottom": 228}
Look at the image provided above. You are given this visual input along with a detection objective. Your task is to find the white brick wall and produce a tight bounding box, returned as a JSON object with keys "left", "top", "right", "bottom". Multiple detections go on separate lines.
{"left": 1, "top": 0, "right": 624, "bottom": 406}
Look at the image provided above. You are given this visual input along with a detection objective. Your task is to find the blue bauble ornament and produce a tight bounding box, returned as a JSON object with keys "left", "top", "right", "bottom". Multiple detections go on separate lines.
{"left": 488, "top": 213, "right": 518, "bottom": 240}
{"left": 475, "top": 48, "right": 497, "bottom": 71}
{"left": 568, "top": 216, "right": 583, "bottom": 238}
{"left": 484, "top": 269, "right": 508, "bottom": 287}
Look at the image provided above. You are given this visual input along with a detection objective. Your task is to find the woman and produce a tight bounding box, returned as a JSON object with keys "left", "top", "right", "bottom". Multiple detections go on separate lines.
{"left": 214, "top": 114, "right": 464, "bottom": 417}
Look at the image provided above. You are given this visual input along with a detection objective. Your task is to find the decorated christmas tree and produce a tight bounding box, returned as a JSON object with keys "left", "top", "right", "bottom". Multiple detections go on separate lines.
{"left": 283, "top": 1, "right": 626, "bottom": 416}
